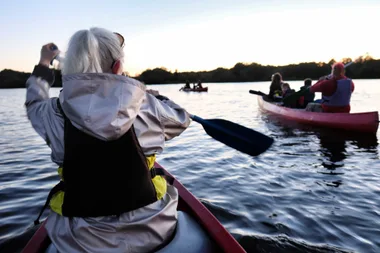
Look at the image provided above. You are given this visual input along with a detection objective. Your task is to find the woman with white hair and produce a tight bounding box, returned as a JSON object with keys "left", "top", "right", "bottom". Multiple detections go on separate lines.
{"left": 25, "top": 27, "right": 191, "bottom": 252}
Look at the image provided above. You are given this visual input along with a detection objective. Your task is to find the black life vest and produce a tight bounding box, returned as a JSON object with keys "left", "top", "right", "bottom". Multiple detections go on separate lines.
{"left": 34, "top": 98, "right": 165, "bottom": 223}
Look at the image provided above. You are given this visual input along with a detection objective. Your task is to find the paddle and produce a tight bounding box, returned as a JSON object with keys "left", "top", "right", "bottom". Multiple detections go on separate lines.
{"left": 190, "top": 115, "right": 274, "bottom": 156}
{"left": 249, "top": 90, "right": 267, "bottom": 97}
{"left": 282, "top": 55, "right": 366, "bottom": 106}
{"left": 154, "top": 94, "right": 274, "bottom": 156}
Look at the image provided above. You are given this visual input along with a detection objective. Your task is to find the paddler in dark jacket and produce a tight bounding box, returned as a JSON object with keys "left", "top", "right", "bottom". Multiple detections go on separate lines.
{"left": 268, "top": 72, "right": 284, "bottom": 101}
{"left": 281, "top": 83, "right": 295, "bottom": 98}
{"left": 184, "top": 80, "right": 191, "bottom": 89}
{"left": 281, "top": 83, "right": 296, "bottom": 107}
{"left": 25, "top": 27, "right": 191, "bottom": 253}
{"left": 298, "top": 78, "right": 315, "bottom": 108}
{"left": 195, "top": 80, "right": 203, "bottom": 89}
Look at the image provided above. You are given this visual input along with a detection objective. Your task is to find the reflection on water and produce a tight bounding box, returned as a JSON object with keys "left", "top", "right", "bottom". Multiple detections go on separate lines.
{"left": 1, "top": 81, "right": 380, "bottom": 253}
{"left": 318, "top": 131, "right": 378, "bottom": 171}
{"left": 319, "top": 132, "right": 347, "bottom": 169}
{"left": 264, "top": 113, "right": 378, "bottom": 169}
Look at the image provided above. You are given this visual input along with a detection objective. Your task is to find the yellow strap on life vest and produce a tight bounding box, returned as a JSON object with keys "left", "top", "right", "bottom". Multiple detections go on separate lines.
{"left": 50, "top": 167, "right": 64, "bottom": 215}
{"left": 49, "top": 155, "right": 167, "bottom": 216}
{"left": 50, "top": 191, "right": 65, "bottom": 215}
{"left": 146, "top": 154, "right": 167, "bottom": 200}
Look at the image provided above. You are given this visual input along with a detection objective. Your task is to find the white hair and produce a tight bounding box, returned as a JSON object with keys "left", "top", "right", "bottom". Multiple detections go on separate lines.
{"left": 61, "top": 27, "right": 124, "bottom": 75}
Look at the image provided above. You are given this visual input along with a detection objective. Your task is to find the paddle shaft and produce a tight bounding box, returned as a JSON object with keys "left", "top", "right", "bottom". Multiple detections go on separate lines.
{"left": 323, "top": 53, "right": 368, "bottom": 79}
{"left": 190, "top": 115, "right": 236, "bottom": 136}
{"left": 249, "top": 90, "right": 267, "bottom": 97}
{"left": 324, "top": 61, "right": 353, "bottom": 79}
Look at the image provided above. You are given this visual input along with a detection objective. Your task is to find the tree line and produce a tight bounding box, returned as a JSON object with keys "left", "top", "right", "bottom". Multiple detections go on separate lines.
{"left": 1, "top": 56, "right": 379, "bottom": 88}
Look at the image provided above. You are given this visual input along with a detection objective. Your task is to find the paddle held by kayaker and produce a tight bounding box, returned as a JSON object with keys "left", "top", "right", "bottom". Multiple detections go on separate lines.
{"left": 25, "top": 27, "right": 191, "bottom": 253}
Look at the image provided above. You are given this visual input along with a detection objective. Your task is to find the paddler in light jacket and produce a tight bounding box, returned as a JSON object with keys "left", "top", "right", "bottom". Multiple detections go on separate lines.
{"left": 25, "top": 27, "right": 190, "bottom": 253}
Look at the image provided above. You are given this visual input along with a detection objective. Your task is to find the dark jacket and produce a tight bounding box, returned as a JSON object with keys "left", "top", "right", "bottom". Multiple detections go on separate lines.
{"left": 282, "top": 89, "right": 295, "bottom": 98}
{"left": 269, "top": 82, "right": 282, "bottom": 100}
{"left": 282, "top": 89, "right": 296, "bottom": 108}
{"left": 297, "top": 86, "right": 315, "bottom": 108}
{"left": 301, "top": 86, "right": 315, "bottom": 103}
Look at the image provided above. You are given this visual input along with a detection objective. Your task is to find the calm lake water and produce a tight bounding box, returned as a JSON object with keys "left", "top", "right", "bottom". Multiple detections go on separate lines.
{"left": 0, "top": 80, "right": 380, "bottom": 253}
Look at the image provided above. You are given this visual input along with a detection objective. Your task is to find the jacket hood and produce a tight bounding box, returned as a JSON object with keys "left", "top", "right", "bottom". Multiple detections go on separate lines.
{"left": 59, "top": 73, "right": 146, "bottom": 141}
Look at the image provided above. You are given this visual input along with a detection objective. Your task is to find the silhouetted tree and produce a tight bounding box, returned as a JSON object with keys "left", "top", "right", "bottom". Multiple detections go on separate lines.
{"left": 342, "top": 58, "right": 352, "bottom": 64}
{"left": 1, "top": 56, "right": 379, "bottom": 88}
{"left": 328, "top": 59, "right": 336, "bottom": 66}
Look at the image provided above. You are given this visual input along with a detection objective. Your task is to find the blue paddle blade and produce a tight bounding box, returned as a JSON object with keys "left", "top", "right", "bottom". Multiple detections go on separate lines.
{"left": 192, "top": 116, "right": 274, "bottom": 156}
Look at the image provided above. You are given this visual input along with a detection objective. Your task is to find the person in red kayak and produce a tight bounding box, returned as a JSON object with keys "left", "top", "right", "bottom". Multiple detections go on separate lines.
{"left": 195, "top": 80, "right": 203, "bottom": 89}
{"left": 25, "top": 27, "right": 190, "bottom": 253}
{"left": 297, "top": 78, "right": 315, "bottom": 109}
{"left": 281, "top": 83, "right": 295, "bottom": 98}
{"left": 180, "top": 80, "right": 191, "bottom": 91}
{"left": 268, "top": 72, "right": 284, "bottom": 101}
{"left": 281, "top": 83, "right": 297, "bottom": 107}
{"left": 309, "top": 62, "right": 355, "bottom": 113}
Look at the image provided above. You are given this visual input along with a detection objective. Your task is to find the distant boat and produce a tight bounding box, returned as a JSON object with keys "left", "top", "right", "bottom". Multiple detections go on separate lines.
{"left": 180, "top": 87, "right": 208, "bottom": 92}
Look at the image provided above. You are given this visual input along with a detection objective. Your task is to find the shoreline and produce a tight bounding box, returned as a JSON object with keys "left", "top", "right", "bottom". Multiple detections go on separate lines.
{"left": 2, "top": 58, "right": 380, "bottom": 88}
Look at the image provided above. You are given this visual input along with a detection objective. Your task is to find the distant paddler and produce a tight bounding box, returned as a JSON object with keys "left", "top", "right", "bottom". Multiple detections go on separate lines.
{"left": 195, "top": 80, "right": 203, "bottom": 89}
{"left": 179, "top": 80, "right": 191, "bottom": 91}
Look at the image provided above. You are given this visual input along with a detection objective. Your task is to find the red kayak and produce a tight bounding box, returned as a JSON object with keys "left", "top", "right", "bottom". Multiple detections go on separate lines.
{"left": 258, "top": 96, "right": 379, "bottom": 134}
{"left": 181, "top": 87, "right": 208, "bottom": 92}
{"left": 22, "top": 162, "right": 246, "bottom": 253}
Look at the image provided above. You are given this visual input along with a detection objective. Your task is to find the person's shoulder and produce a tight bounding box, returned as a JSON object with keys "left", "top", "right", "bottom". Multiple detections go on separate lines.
{"left": 323, "top": 78, "right": 336, "bottom": 85}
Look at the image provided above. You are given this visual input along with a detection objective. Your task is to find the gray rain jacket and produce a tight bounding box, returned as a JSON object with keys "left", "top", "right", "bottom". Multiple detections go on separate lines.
{"left": 25, "top": 65, "right": 191, "bottom": 253}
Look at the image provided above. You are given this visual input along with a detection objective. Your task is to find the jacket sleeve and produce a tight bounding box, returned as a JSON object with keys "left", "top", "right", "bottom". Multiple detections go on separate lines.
{"left": 25, "top": 65, "right": 57, "bottom": 144}
{"left": 149, "top": 94, "right": 191, "bottom": 141}
{"left": 310, "top": 79, "right": 334, "bottom": 94}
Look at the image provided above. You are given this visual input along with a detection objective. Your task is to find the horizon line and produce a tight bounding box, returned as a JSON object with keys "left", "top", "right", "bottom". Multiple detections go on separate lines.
{"left": 2, "top": 55, "right": 378, "bottom": 77}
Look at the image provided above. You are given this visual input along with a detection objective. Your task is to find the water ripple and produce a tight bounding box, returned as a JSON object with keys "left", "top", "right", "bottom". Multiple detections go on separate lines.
{"left": 1, "top": 83, "right": 380, "bottom": 252}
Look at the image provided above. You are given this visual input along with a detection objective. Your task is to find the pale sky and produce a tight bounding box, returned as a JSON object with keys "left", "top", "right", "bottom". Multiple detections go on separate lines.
{"left": 1, "top": 0, "right": 379, "bottom": 76}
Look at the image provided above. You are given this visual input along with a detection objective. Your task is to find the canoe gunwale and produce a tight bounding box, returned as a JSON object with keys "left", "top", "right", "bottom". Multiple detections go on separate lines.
{"left": 257, "top": 96, "right": 379, "bottom": 133}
